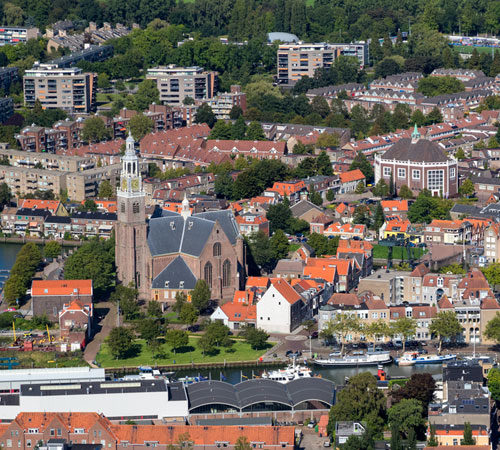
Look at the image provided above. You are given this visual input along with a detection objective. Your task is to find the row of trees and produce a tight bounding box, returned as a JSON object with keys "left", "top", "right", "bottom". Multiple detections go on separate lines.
{"left": 321, "top": 310, "right": 463, "bottom": 354}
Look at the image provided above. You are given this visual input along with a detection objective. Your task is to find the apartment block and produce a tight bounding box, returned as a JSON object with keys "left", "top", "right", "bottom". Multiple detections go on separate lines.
{"left": 0, "top": 97, "right": 13, "bottom": 123}
{"left": 17, "top": 119, "right": 84, "bottom": 153}
{"left": 0, "top": 166, "right": 66, "bottom": 197}
{"left": 146, "top": 65, "right": 217, "bottom": 105}
{"left": 206, "top": 85, "right": 247, "bottom": 119}
{"left": 24, "top": 65, "right": 97, "bottom": 113}
{"left": 47, "top": 44, "right": 113, "bottom": 68}
{"left": 0, "top": 26, "right": 39, "bottom": 45}
{"left": 0, "top": 66, "right": 18, "bottom": 92}
{"left": 65, "top": 164, "right": 121, "bottom": 201}
{"left": 277, "top": 43, "right": 337, "bottom": 85}
{"left": 0, "top": 148, "right": 94, "bottom": 172}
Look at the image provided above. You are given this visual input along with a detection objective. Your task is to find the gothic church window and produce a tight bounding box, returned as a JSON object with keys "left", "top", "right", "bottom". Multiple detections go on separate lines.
{"left": 204, "top": 262, "right": 213, "bottom": 287}
{"left": 222, "top": 260, "right": 231, "bottom": 288}
{"left": 213, "top": 242, "right": 221, "bottom": 257}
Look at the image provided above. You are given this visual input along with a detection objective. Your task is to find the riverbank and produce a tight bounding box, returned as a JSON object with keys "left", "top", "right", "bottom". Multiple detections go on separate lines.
{"left": 0, "top": 235, "right": 82, "bottom": 247}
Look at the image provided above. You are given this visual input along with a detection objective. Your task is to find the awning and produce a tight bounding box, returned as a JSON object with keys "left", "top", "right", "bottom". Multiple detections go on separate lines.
{"left": 29, "top": 222, "right": 38, "bottom": 227}
{"left": 99, "top": 225, "right": 113, "bottom": 230}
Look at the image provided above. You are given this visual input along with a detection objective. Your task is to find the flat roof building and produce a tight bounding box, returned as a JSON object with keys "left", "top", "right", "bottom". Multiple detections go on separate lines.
{"left": 24, "top": 65, "right": 97, "bottom": 113}
{"left": 146, "top": 65, "right": 217, "bottom": 106}
{"left": 0, "top": 27, "right": 39, "bottom": 45}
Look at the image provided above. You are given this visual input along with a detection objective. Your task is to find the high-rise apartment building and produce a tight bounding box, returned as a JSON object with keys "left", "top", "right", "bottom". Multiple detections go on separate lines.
{"left": 277, "top": 41, "right": 369, "bottom": 85}
{"left": 0, "top": 27, "right": 39, "bottom": 45}
{"left": 24, "top": 65, "right": 97, "bottom": 113}
{"left": 146, "top": 65, "right": 217, "bottom": 105}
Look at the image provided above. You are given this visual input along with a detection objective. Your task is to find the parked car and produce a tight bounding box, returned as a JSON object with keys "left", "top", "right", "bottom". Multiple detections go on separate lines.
{"left": 311, "top": 331, "right": 319, "bottom": 339}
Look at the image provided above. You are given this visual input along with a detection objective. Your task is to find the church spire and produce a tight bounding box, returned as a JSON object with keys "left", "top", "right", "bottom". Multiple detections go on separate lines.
{"left": 411, "top": 123, "right": 420, "bottom": 144}
{"left": 181, "top": 192, "right": 191, "bottom": 220}
{"left": 118, "top": 132, "right": 143, "bottom": 196}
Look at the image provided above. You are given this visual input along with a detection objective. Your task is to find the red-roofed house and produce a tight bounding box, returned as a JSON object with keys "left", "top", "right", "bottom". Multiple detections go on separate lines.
{"left": 59, "top": 298, "right": 93, "bottom": 350}
{"left": 210, "top": 291, "right": 256, "bottom": 329}
{"left": 339, "top": 169, "right": 366, "bottom": 193}
{"left": 323, "top": 221, "right": 367, "bottom": 239}
{"left": 270, "top": 180, "right": 306, "bottom": 203}
{"left": 31, "top": 280, "right": 93, "bottom": 320}
{"left": 381, "top": 199, "right": 409, "bottom": 218}
{"left": 235, "top": 213, "right": 269, "bottom": 236}
{"left": 257, "top": 279, "right": 304, "bottom": 333}
{"left": 20, "top": 199, "right": 67, "bottom": 216}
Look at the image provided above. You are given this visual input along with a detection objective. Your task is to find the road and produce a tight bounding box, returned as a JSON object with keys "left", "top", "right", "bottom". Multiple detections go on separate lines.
{"left": 83, "top": 302, "right": 116, "bottom": 366}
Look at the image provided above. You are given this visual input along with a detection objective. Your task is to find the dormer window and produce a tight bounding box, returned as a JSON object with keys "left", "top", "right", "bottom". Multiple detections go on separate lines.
{"left": 165, "top": 281, "right": 169, "bottom": 288}
{"left": 179, "top": 281, "right": 184, "bottom": 289}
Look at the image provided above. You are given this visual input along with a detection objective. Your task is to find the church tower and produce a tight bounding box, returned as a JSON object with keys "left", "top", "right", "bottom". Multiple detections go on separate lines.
{"left": 116, "top": 133, "right": 148, "bottom": 295}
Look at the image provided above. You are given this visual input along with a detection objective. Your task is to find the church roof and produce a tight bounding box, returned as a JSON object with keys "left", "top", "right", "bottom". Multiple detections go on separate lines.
{"left": 147, "top": 210, "right": 240, "bottom": 257}
{"left": 381, "top": 138, "right": 450, "bottom": 163}
{"left": 151, "top": 256, "right": 197, "bottom": 290}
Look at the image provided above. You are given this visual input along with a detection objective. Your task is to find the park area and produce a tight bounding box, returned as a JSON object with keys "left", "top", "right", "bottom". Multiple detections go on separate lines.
{"left": 372, "top": 244, "right": 427, "bottom": 261}
{"left": 96, "top": 336, "right": 273, "bottom": 368}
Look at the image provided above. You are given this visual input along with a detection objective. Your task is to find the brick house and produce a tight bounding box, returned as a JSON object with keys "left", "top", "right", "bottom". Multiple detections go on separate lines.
{"left": 339, "top": 169, "right": 365, "bottom": 193}
{"left": 59, "top": 299, "right": 93, "bottom": 350}
{"left": 31, "top": 280, "right": 93, "bottom": 320}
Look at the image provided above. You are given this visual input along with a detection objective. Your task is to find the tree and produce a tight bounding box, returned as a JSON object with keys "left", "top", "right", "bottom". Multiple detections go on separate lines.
{"left": 270, "top": 229, "right": 289, "bottom": 261}
{"left": 430, "top": 311, "right": 462, "bottom": 353}
{"left": 65, "top": 240, "right": 114, "bottom": 298}
{"left": 316, "top": 151, "right": 333, "bottom": 176}
{"left": 309, "top": 186, "right": 323, "bottom": 206}
{"left": 320, "top": 313, "right": 360, "bottom": 355}
{"left": 390, "top": 421, "right": 402, "bottom": 450}
{"left": 462, "top": 422, "right": 475, "bottom": 445}
{"left": 197, "top": 333, "right": 216, "bottom": 356}
{"left": 137, "top": 318, "right": 163, "bottom": 353}
{"left": 390, "top": 317, "right": 417, "bottom": 352}
{"left": 231, "top": 115, "right": 247, "bottom": 140}
{"left": 209, "top": 120, "right": 233, "bottom": 139}
{"left": 97, "top": 73, "right": 110, "bottom": 89}
{"left": 417, "top": 76, "right": 464, "bottom": 97}
{"left": 129, "top": 114, "right": 154, "bottom": 141}
{"left": 111, "top": 284, "right": 140, "bottom": 320}
{"left": 214, "top": 172, "right": 234, "bottom": 199}
{"left": 98, "top": 180, "right": 114, "bottom": 198}
{"left": 266, "top": 201, "right": 292, "bottom": 234}
{"left": 398, "top": 185, "right": 414, "bottom": 199}
{"left": 82, "top": 116, "right": 110, "bottom": 143}
{"left": 426, "top": 107, "right": 443, "bottom": 125}
{"left": 134, "top": 79, "right": 159, "bottom": 111}
{"left": 78, "top": 199, "right": 98, "bottom": 212}
{"left": 488, "top": 367, "right": 500, "bottom": 402}
{"left": 350, "top": 151, "right": 374, "bottom": 183}
{"left": 229, "top": 105, "right": 243, "bottom": 119}
{"left": 372, "top": 179, "right": 389, "bottom": 198}
{"left": 363, "top": 321, "right": 389, "bottom": 351}
{"left": 246, "top": 121, "right": 266, "bottom": 140}
{"left": 455, "top": 148, "right": 466, "bottom": 160}
{"left": 242, "top": 327, "right": 269, "bottom": 350}
{"left": 392, "top": 373, "right": 436, "bottom": 410}
{"left": 249, "top": 231, "right": 275, "bottom": 273}
{"left": 328, "top": 372, "right": 386, "bottom": 435}
{"left": 107, "top": 326, "right": 134, "bottom": 359}
{"left": 326, "top": 189, "right": 335, "bottom": 202}
{"left": 316, "top": 132, "right": 339, "bottom": 148}
{"left": 179, "top": 302, "right": 199, "bottom": 327}
{"left": 44, "top": 241, "right": 61, "bottom": 259}
{"left": 303, "top": 319, "right": 316, "bottom": 337}
{"left": 311, "top": 96, "right": 330, "bottom": 118}
{"left": 459, "top": 179, "right": 475, "bottom": 197}
{"left": 388, "top": 399, "right": 425, "bottom": 437}
{"left": 484, "top": 312, "right": 500, "bottom": 345}
{"left": 147, "top": 300, "right": 163, "bottom": 319}
{"left": 440, "top": 263, "right": 466, "bottom": 275}
{"left": 190, "top": 279, "right": 211, "bottom": 313}
{"left": 165, "top": 329, "right": 189, "bottom": 354}
{"left": 0, "top": 182, "right": 11, "bottom": 208}
{"left": 355, "top": 180, "right": 365, "bottom": 194}
{"left": 195, "top": 103, "right": 216, "bottom": 128}
{"left": 482, "top": 263, "right": 500, "bottom": 287}
{"left": 234, "top": 436, "right": 252, "bottom": 450}
{"left": 407, "top": 427, "right": 417, "bottom": 450}
{"left": 374, "top": 202, "right": 385, "bottom": 231}
{"left": 204, "top": 321, "right": 231, "bottom": 348}
{"left": 173, "top": 291, "right": 187, "bottom": 313}
{"left": 427, "top": 424, "right": 439, "bottom": 447}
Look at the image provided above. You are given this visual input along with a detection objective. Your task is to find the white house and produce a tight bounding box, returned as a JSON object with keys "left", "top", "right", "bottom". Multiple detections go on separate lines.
{"left": 256, "top": 280, "right": 303, "bottom": 333}
{"left": 210, "top": 290, "right": 257, "bottom": 330}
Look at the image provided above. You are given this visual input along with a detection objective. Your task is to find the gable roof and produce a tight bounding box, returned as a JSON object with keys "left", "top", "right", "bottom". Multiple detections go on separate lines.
{"left": 327, "top": 293, "right": 360, "bottom": 306}
{"left": 220, "top": 301, "right": 256, "bottom": 323}
{"left": 290, "top": 199, "right": 322, "bottom": 217}
{"left": 438, "top": 295, "right": 453, "bottom": 309}
{"left": 151, "top": 256, "right": 197, "bottom": 290}
{"left": 271, "top": 279, "right": 302, "bottom": 304}
{"left": 481, "top": 296, "right": 500, "bottom": 309}
{"left": 381, "top": 137, "right": 450, "bottom": 162}
{"left": 21, "top": 199, "right": 61, "bottom": 213}
{"left": 339, "top": 169, "right": 365, "bottom": 183}
{"left": 31, "top": 280, "right": 92, "bottom": 297}
{"left": 381, "top": 199, "right": 409, "bottom": 212}
{"left": 410, "top": 263, "right": 430, "bottom": 277}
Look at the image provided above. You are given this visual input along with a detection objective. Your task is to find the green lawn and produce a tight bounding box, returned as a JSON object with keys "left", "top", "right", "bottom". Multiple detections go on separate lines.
{"left": 289, "top": 243, "right": 301, "bottom": 253}
{"left": 164, "top": 312, "right": 182, "bottom": 324}
{"left": 372, "top": 244, "right": 427, "bottom": 260}
{"left": 453, "top": 45, "right": 495, "bottom": 54}
{"left": 96, "top": 336, "right": 273, "bottom": 368}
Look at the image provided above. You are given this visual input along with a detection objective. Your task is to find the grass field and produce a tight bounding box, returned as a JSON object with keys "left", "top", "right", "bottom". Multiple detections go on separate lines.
{"left": 453, "top": 45, "right": 496, "bottom": 54}
{"left": 96, "top": 336, "right": 273, "bottom": 368}
{"left": 0, "top": 350, "right": 85, "bottom": 369}
{"left": 289, "top": 243, "right": 301, "bottom": 253}
{"left": 372, "top": 244, "right": 426, "bottom": 260}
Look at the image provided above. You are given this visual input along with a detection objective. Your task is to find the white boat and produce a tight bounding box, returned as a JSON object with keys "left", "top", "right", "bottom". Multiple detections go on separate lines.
{"left": 396, "top": 352, "right": 418, "bottom": 366}
{"left": 262, "top": 360, "right": 312, "bottom": 383}
{"left": 121, "top": 366, "right": 164, "bottom": 381}
{"left": 413, "top": 354, "right": 456, "bottom": 364}
{"left": 314, "top": 351, "right": 392, "bottom": 367}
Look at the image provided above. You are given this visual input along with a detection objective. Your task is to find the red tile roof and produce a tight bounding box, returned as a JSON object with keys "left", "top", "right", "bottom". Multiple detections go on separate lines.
{"left": 381, "top": 199, "right": 409, "bottom": 213}
{"left": 438, "top": 295, "right": 453, "bottom": 309}
{"left": 271, "top": 279, "right": 303, "bottom": 304}
{"left": 31, "top": 280, "right": 93, "bottom": 297}
{"left": 481, "top": 296, "right": 500, "bottom": 309}
{"left": 220, "top": 300, "right": 256, "bottom": 323}
{"left": 21, "top": 199, "right": 61, "bottom": 213}
{"left": 246, "top": 277, "right": 270, "bottom": 288}
{"left": 339, "top": 169, "right": 365, "bottom": 183}
{"left": 327, "top": 293, "right": 360, "bottom": 306}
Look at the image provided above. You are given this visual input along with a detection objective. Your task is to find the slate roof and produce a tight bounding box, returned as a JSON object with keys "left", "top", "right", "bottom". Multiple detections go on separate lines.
{"left": 151, "top": 256, "right": 197, "bottom": 290}
{"left": 381, "top": 138, "right": 450, "bottom": 163}
{"left": 290, "top": 199, "right": 322, "bottom": 218}
{"left": 147, "top": 210, "right": 239, "bottom": 257}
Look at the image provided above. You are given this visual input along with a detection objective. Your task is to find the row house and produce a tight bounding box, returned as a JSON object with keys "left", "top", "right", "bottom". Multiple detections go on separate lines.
{"left": 369, "top": 72, "right": 423, "bottom": 91}
{"left": 424, "top": 219, "right": 472, "bottom": 245}
{"left": 484, "top": 222, "right": 500, "bottom": 263}
{"left": 1, "top": 207, "right": 51, "bottom": 236}
{"left": 379, "top": 216, "right": 414, "bottom": 241}
{"left": 304, "top": 257, "right": 360, "bottom": 292}
{"left": 463, "top": 77, "right": 496, "bottom": 91}
{"left": 269, "top": 180, "right": 306, "bottom": 204}
{"left": 20, "top": 199, "right": 68, "bottom": 216}
{"left": 290, "top": 199, "right": 323, "bottom": 222}
{"left": 111, "top": 105, "right": 178, "bottom": 139}
{"left": 306, "top": 82, "right": 365, "bottom": 100}
{"left": 235, "top": 212, "right": 269, "bottom": 236}
{"left": 291, "top": 278, "right": 331, "bottom": 317}
{"left": 261, "top": 122, "right": 351, "bottom": 147}
{"left": 58, "top": 298, "right": 93, "bottom": 350}
{"left": 204, "top": 139, "right": 287, "bottom": 160}
{"left": 389, "top": 303, "right": 437, "bottom": 340}
{"left": 336, "top": 245, "right": 373, "bottom": 278}
{"left": 303, "top": 175, "right": 339, "bottom": 199}
{"left": 430, "top": 68, "right": 486, "bottom": 82}
{"left": 471, "top": 176, "right": 500, "bottom": 204}
{"left": 380, "top": 200, "right": 409, "bottom": 218}
{"left": 324, "top": 222, "right": 367, "bottom": 240}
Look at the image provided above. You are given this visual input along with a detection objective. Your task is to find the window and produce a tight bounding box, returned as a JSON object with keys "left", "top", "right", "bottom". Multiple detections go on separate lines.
{"left": 26, "top": 441, "right": 31, "bottom": 448}
{"left": 132, "top": 202, "right": 139, "bottom": 214}
{"left": 213, "top": 242, "right": 221, "bottom": 257}
{"left": 383, "top": 167, "right": 392, "bottom": 177}
{"left": 50, "top": 429, "right": 55, "bottom": 437}
{"left": 222, "top": 260, "right": 231, "bottom": 288}
{"left": 372, "top": 312, "right": 378, "bottom": 319}
{"left": 427, "top": 169, "right": 444, "bottom": 191}
{"left": 204, "top": 262, "right": 212, "bottom": 288}
{"left": 450, "top": 167, "right": 456, "bottom": 178}
{"left": 120, "top": 202, "right": 125, "bottom": 213}
{"left": 412, "top": 169, "right": 420, "bottom": 180}
{"left": 57, "top": 429, "right": 61, "bottom": 437}
{"left": 6, "top": 440, "right": 11, "bottom": 448}
{"left": 398, "top": 168, "right": 406, "bottom": 179}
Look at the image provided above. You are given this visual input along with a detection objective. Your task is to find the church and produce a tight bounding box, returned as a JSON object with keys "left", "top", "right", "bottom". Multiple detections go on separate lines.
{"left": 115, "top": 134, "right": 245, "bottom": 306}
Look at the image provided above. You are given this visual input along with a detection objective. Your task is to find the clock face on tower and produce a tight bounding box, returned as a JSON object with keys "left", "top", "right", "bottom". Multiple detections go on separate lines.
{"left": 132, "top": 178, "right": 139, "bottom": 191}
{"left": 121, "top": 179, "right": 127, "bottom": 191}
